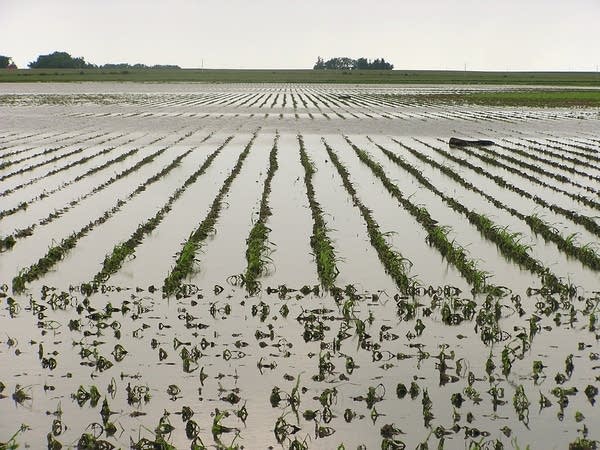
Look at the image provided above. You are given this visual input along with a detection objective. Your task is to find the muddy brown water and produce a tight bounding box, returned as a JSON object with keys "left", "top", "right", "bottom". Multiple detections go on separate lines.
{"left": 1, "top": 83, "right": 599, "bottom": 449}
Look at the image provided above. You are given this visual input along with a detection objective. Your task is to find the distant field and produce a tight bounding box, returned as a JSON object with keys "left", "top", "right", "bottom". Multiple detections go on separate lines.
{"left": 2, "top": 67, "right": 600, "bottom": 86}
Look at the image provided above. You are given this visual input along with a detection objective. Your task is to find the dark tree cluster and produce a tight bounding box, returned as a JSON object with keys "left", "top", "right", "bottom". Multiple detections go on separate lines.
{"left": 28, "top": 51, "right": 93, "bottom": 69}
{"left": 0, "top": 55, "right": 16, "bottom": 69}
{"left": 313, "top": 56, "right": 394, "bottom": 70}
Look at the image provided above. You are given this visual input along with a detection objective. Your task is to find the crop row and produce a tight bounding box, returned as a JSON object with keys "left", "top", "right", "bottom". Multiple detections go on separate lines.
{"left": 0, "top": 128, "right": 71, "bottom": 150}
{"left": 162, "top": 131, "right": 261, "bottom": 296}
{"left": 0, "top": 136, "right": 146, "bottom": 220}
{"left": 322, "top": 139, "right": 415, "bottom": 292}
{"left": 416, "top": 139, "right": 600, "bottom": 239}
{"left": 386, "top": 139, "right": 600, "bottom": 271}
{"left": 0, "top": 129, "right": 100, "bottom": 167}
{"left": 4, "top": 128, "right": 598, "bottom": 297}
{"left": 521, "top": 137, "right": 600, "bottom": 165}
{"left": 0, "top": 135, "right": 174, "bottom": 247}
{"left": 297, "top": 135, "right": 339, "bottom": 288}
{"left": 244, "top": 132, "right": 279, "bottom": 290}
{"left": 90, "top": 134, "right": 231, "bottom": 287}
{"left": 354, "top": 137, "right": 573, "bottom": 294}
{"left": 0, "top": 132, "right": 117, "bottom": 183}
{"left": 0, "top": 134, "right": 135, "bottom": 198}
{"left": 11, "top": 130, "right": 199, "bottom": 292}
{"left": 470, "top": 140, "right": 600, "bottom": 196}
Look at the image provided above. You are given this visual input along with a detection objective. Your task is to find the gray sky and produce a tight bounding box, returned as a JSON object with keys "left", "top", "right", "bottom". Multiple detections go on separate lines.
{"left": 1, "top": 0, "right": 599, "bottom": 71}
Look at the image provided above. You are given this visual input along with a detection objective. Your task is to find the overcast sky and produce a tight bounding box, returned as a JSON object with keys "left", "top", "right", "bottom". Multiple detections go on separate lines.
{"left": 1, "top": 0, "right": 599, "bottom": 71}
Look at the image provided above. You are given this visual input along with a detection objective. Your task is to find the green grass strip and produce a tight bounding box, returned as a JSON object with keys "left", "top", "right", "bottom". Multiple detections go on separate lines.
{"left": 92, "top": 135, "right": 232, "bottom": 286}
{"left": 4, "top": 69, "right": 600, "bottom": 87}
{"left": 382, "top": 90, "right": 600, "bottom": 107}
{"left": 298, "top": 135, "right": 338, "bottom": 288}
{"left": 244, "top": 133, "right": 279, "bottom": 288}
{"left": 322, "top": 139, "right": 416, "bottom": 292}
{"left": 162, "top": 131, "right": 259, "bottom": 296}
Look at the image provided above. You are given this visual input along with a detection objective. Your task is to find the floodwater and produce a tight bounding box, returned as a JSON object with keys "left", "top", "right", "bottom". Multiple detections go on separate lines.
{"left": 1, "top": 83, "right": 599, "bottom": 449}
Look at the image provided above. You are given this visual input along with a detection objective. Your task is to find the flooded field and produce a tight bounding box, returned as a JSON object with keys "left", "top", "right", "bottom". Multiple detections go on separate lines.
{"left": 1, "top": 83, "right": 599, "bottom": 449}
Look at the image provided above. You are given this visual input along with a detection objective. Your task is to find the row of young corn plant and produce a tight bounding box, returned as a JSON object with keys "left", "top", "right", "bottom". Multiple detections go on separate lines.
{"left": 387, "top": 139, "right": 600, "bottom": 272}
{"left": 354, "top": 137, "right": 571, "bottom": 294}
{"left": 246, "top": 93, "right": 267, "bottom": 108}
{"left": 91, "top": 135, "right": 233, "bottom": 287}
{"left": 258, "top": 94, "right": 273, "bottom": 108}
{"left": 0, "top": 132, "right": 118, "bottom": 184}
{"left": 344, "top": 93, "right": 398, "bottom": 119}
{"left": 0, "top": 135, "right": 147, "bottom": 222}
{"left": 493, "top": 137, "right": 600, "bottom": 189}
{"left": 0, "top": 129, "right": 105, "bottom": 170}
{"left": 362, "top": 91, "right": 432, "bottom": 119}
{"left": 321, "top": 139, "right": 416, "bottom": 292}
{"left": 11, "top": 131, "right": 200, "bottom": 293}
{"left": 301, "top": 93, "right": 331, "bottom": 119}
{"left": 310, "top": 93, "right": 346, "bottom": 119}
{"left": 338, "top": 92, "right": 389, "bottom": 118}
{"left": 344, "top": 141, "right": 496, "bottom": 294}
{"left": 416, "top": 139, "right": 600, "bottom": 239}
{"left": 162, "top": 131, "right": 260, "bottom": 296}
{"left": 541, "top": 137, "right": 600, "bottom": 160}
{"left": 0, "top": 136, "right": 154, "bottom": 249}
{"left": 454, "top": 139, "right": 599, "bottom": 197}
{"left": 0, "top": 130, "right": 45, "bottom": 148}
{"left": 0, "top": 134, "right": 143, "bottom": 199}
{"left": 293, "top": 93, "right": 314, "bottom": 119}
{"left": 243, "top": 133, "right": 279, "bottom": 291}
{"left": 237, "top": 92, "right": 261, "bottom": 107}
{"left": 515, "top": 137, "right": 600, "bottom": 168}
{"left": 289, "top": 94, "right": 301, "bottom": 119}
{"left": 0, "top": 138, "right": 145, "bottom": 215}
{"left": 297, "top": 135, "right": 338, "bottom": 288}
{"left": 322, "top": 92, "right": 362, "bottom": 119}
{"left": 0, "top": 128, "right": 81, "bottom": 156}
{"left": 0, "top": 133, "right": 189, "bottom": 248}
{"left": 460, "top": 134, "right": 600, "bottom": 212}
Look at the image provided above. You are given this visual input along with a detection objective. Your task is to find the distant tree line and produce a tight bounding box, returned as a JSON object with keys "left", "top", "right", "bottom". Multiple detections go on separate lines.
{"left": 26, "top": 51, "right": 180, "bottom": 70}
{"left": 313, "top": 56, "right": 394, "bottom": 70}
{"left": 101, "top": 63, "right": 181, "bottom": 70}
